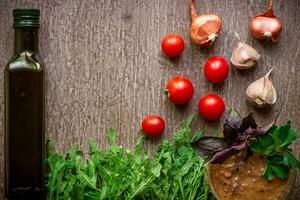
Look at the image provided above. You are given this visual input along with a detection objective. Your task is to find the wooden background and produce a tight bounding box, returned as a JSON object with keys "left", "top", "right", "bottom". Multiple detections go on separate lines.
{"left": 0, "top": 0, "right": 299, "bottom": 199}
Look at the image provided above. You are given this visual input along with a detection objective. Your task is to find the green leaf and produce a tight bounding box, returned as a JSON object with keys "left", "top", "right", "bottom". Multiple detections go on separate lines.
{"left": 151, "top": 163, "right": 162, "bottom": 177}
{"left": 269, "top": 126, "right": 281, "bottom": 146}
{"left": 134, "top": 135, "right": 146, "bottom": 162}
{"left": 259, "top": 134, "right": 274, "bottom": 148}
{"left": 250, "top": 134, "right": 275, "bottom": 156}
{"left": 249, "top": 139, "right": 264, "bottom": 154}
{"left": 191, "top": 131, "right": 204, "bottom": 142}
{"left": 85, "top": 191, "right": 101, "bottom": 200}
{"left": 270, "top": 164, "right": 289, "bottom": 180}
{"left": 250, "top": 121, "right": 299, "bottom": 181}
{"left": 108, "top": 128, "right": 117, "bottom": 146}
{"left": 174, "top": 114, "right": 194, "bottom": 146}
{"left": 79, "top": 171, "right": 97, "bottom": 189}
{"left": 262, "top": 163, "right": 274, "bottom": 181}
{"left": 268, "top": 155, "right": 285, "bottom": 166}
{"left": 185, "top": 114, "right": 194, "bottom": 127}
{"left": 88, "top": 139, "right": 98, "bottom": 153}
{"left": 283, "top": 149, "right": 300, "bottom": 168}
{"left": 264, "top": 145, "right": 276, "bottom": 157}
{"left": 279, "top": 123, "right": 297, "bottom": 148}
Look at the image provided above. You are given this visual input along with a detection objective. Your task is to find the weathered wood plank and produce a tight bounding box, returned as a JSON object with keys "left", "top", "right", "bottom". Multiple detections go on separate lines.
{"left": 0, "top": 0, "right": 299, "bottom": 199}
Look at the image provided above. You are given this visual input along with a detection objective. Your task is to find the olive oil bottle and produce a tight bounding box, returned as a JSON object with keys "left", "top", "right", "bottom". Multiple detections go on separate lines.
{"left": 4, "top": 9, "right": 44, "bottom": 199}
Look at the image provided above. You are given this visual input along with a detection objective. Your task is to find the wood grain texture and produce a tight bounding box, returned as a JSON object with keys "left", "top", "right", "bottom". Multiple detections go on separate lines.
{"left": 0, "top": 0, "right": 299, "bottom": 199}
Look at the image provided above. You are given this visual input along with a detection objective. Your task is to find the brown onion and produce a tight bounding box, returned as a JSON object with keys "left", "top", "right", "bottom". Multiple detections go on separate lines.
{"left": 249, "top": 0, "right": 283, "bottom": 42}
{"left": 189, "top": 0, "right": 222, "bottom": 47}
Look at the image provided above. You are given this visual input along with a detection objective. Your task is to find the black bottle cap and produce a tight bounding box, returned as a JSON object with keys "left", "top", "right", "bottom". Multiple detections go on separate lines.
{"left": 13, "top": 9, "right": 40, "bottom": 29}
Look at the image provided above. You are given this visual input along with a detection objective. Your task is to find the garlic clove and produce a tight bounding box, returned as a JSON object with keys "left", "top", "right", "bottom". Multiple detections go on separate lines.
{"left": 231, "top": 32, "right": 260, "bottom": 69}
{"left": 246, "top": 68, "right": 277, "bottom": 107}
{"left": 231, "top": 41, "right": 260, "bottom": 69}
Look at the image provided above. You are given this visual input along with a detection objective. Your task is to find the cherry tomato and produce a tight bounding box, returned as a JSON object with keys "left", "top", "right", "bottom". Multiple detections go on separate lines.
{"left": 166, "top": 76, "right": 194, "bottom": 105}
{"left": 204, "top": 56, "right": 229, "bottom": 84}
{"left": 161, "top": 34, "right": 185, "bottom": 57}
{"left": 198, "top": 94, "right": 225, "bottom": 120}
{"left": 142, "top": 115, "right": 165, "bottom": 137}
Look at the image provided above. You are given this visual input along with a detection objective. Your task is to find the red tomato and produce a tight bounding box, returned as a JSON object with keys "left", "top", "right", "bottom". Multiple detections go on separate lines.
{"left": 204, "top": 56, "right": 229, "bottom": 84}
{"left": 198, "top": 94, "right": 225, "bottom": 120}
{"left": 161, "top": 34, "right": 185, "bottom": 57}
{"left": 142, "top": 115, "right": 165, "bottom": 137}
{"left": 166, "top": 76, "right": 194, "bottom": 104}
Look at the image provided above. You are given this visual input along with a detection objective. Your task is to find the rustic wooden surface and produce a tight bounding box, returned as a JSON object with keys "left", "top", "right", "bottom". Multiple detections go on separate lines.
{"left": 0, "top": 0, "right": 299, "bottom": 199}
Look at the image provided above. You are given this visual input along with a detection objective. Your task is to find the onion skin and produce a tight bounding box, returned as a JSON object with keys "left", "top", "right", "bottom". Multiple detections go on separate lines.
{"left": 249, "top": 0, "right": 283, "bottom": 42}
{"left": 189, "top": 0, "right": 222, "bottom": 47}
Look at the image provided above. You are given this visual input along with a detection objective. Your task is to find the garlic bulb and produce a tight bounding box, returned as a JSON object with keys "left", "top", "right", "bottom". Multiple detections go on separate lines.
{"left": 246, "top": 69, "right": 277, "bottom": 107}
{"left": 231, "top": 33, "right": 260, "bottom": 69}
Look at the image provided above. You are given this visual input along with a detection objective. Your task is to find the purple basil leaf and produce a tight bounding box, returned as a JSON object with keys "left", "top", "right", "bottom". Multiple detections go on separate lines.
{"left": 232, "top": 142, "right": 247, "bottom": 151}
{"left": 191, "top": 137, "right": 229, "bottom": 161}
{"left": 223, "top": 121, "right": 239, "bottom": 141}
{"left": 194, "top": 111, "right": 273, "bottom": 165}
{"left": 255, "top": 121, "right": 274, "bottom": 136}
{"left": 210, "top": 148, "right": 236, "bottom": 164}
{"left": 194, "top": 148, "right": 215, "bottom": 161}
{"left": 223, "top": 110, "right": 243, "bottom": 142}
{"left": 240, "top": 113, "right": 257, "bottom": 132}
{"left": 192, "top": 137, "right": 230, "bottom": 150}
{"left": 210, "top": 142, "right": 247, "bottom": 164}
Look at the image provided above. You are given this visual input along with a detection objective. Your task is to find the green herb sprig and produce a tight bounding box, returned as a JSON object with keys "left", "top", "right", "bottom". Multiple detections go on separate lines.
{"left": 47, "top": 115, "right": 214, "bottom": 200}
{"left": 250, "top": 121, "right": 300, "bottom": 181}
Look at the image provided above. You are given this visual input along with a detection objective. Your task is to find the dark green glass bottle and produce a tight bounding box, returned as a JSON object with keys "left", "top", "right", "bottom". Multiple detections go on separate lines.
{"left": 4, "top": 9, "right": 44, "bottom": 200}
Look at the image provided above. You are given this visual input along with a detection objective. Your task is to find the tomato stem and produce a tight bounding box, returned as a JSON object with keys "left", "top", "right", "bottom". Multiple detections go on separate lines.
{"left": 163, "top": 88, "right": 169, "bottom": 95}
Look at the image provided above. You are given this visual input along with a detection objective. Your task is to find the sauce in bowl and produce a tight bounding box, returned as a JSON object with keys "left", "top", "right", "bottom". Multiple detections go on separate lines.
{"left": 209, "top": 153, "right": 293, "bottom": 200}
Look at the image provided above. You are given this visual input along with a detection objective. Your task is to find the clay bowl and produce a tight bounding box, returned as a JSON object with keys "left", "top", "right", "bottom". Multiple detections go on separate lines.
{"left": 206, "top": 155, "right": 296, "bottom": 200}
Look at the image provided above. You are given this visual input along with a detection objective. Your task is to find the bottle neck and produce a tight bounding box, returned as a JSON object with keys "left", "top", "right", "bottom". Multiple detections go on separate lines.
{"left": 14, "top": 29, "right": 39, "bottom": 54}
